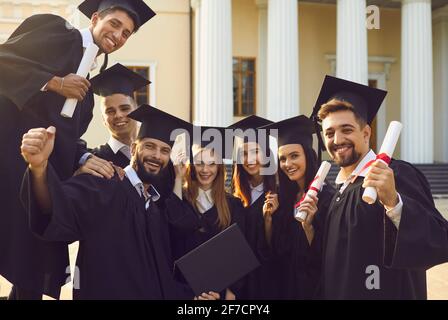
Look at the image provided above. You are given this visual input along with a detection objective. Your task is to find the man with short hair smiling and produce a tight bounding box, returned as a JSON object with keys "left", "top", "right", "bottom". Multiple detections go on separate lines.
{"left": 20, "top": 105, "right": 191, "bottom": 299}
{"left": 313, "top": 75, "right": 448, "bottom": 299}
{"left": 75, "top": 63, "right": 149, "bottom": 180}
{"left": 0, "top": 0, "right": 155, "bottom": 300}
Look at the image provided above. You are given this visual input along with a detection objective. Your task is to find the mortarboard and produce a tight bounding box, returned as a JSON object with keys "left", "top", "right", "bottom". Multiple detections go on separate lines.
{"left": 227, "top": 115, "right": 274, "bottom": 164}
{"left": 260, "top": 115, "right": 315, "bottom": 149}
{"left": 309, "top": 75, "right": 387, "bottom": 161}
{"left": 78, "top": 0, "right": 156, "bottom": 31}
{"left": 311, "top": 75, "right": 387, "bottom": 125}
{"left": 127, "top": 105, "right": 191, "bottom": 148}
{"left": 90, "top": 63, "right": 150, "bottom": 97}
{"left": 174, "top": 224, "right": 260, "bottom": 296}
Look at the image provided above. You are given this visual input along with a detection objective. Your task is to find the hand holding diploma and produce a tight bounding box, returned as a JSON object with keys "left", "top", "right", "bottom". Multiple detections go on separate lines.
{"left": 362, "top": 121, "right": 402, "bottom": 205}
{"left": 294, "top": 161, "right": 331, "bottom": 222}
{"left": 61, "top": 43, "right": 99, "bottom": 118}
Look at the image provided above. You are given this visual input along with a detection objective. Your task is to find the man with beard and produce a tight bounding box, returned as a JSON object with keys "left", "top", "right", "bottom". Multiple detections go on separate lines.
{"left": 75, "top": 63, "right": 176, "bottom": 200}
{"left": 20, "top": 105, "right": 191, "bottom": 299}
{"left": 312, "top": 75, "right": 448, "bottom": 299}
{"left": 1, "top": 0, "right": 155, "bottom": 299}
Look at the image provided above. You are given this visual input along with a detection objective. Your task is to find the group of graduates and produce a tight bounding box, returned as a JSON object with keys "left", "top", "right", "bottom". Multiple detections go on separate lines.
{"left": 1, "top": 0, "right": 448, "bottom": 300}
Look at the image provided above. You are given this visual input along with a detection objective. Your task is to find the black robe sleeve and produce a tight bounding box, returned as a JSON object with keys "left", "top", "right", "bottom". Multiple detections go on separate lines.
{"left": 384, "top": 160, "right": 448, "bottom": 269}
{"left": 21, "top": 164, "right": 123, "bottom": 242}
{"left": 0, "top": 14, "right": 83, "bottom": 109}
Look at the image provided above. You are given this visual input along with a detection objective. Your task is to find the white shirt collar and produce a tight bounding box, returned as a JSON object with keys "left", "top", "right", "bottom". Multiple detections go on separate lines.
{"left": 249, "top": 182, "right": 264, "bottom": 205}
{"left": 79, "top": 27, "right": 98, "bottom": 70}
{"left": 196, "top": 188, "right": 214, "bottom": 214}
{"left": 123, "top": 165, "right": 160, "bottom": 203}
{"left": 108, "top": 136, "right": 131, "bottom": 159}
{"left": 335, "top": 149, "right": 377, "bottom": 185}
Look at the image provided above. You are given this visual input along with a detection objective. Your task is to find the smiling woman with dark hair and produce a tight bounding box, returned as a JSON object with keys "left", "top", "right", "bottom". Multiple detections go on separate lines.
{"left": 262, "top": 115, "right": 335, "bottom": 300}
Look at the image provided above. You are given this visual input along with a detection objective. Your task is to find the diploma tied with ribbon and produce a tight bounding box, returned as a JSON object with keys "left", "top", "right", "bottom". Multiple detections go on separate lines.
{"left": 60, "top": 43, "right": 99, "bottom": 118}
{"left": 294, "top": 161, "right": 331, "bottom": 222}
{"left": 362, "top": 121, "right": 403, "bottom": 204}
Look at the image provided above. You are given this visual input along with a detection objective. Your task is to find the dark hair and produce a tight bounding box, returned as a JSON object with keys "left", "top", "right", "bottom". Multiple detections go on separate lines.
{"left": 278, "top": 144, "right": 318, "bottom": 209}
{"left": 98, "top": 7, "right": 140, "bottom": 32}
{"left": 232, "top": 147, "right": 277, "bottom": 207}
{"left": 318, "top": 98, "right": 367, "bottom": 128}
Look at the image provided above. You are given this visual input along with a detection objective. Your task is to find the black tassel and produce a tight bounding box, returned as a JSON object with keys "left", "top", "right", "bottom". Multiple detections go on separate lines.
{"left": 312, "top": 115, "right": 325, "bottom": 163}
{"left": 100, "top": 53, "right": 108, "bottom": 73}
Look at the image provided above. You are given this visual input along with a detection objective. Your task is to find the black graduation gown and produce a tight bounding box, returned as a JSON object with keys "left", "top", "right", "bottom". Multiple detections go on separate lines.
{"left": 323, "top": 160, "right": 448, "bottom": 300}
{"left": 271, "top": 184, "right": 335, "bottom": 300}
{"left": 238, "top": 193, "right": 282, "bottom": 300}
{"left": 21, "top": 165, "right": 185, "bottom": 300}
{"left": 164, "top": 193, "right": 246, "bottom": 298}
{"left": 92, "top": 143, "right": 130, "bottom": 168}
{"left": 0, "top": 14, "right": 95, "bottom": 297}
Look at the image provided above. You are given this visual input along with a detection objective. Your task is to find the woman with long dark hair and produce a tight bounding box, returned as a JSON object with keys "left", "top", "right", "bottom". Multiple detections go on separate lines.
{"left": 228, "top": 115, "right": 282, "bottom": 299}
{"left": 262, "top": 115, "right": 335, "bottom": 299}
{"left": 164, "top": 126, "right": 245, "bottom": 300}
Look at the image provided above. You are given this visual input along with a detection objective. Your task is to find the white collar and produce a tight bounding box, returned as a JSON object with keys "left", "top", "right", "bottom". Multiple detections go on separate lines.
{"left": 198, "top": 188, "right": 213, "bottom": 203}
{"left": 123, "top": 165, "right": 160, "bottom": 202}
{"left": 250, "top": 182, "right": 264, "bottom": 192}
{"left": 335, "top": 149, "right": 377, "bottom": 185}
{"left": 108, "top": 136, "right": 130, "bottom": 157}
{"left": 79, "top": 28, "right": 98, "bottom": 70}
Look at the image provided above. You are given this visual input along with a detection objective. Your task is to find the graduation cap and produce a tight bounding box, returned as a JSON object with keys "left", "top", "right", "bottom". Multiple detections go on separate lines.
{"left": 127, "top": 105, "right": 191, "bottom": 148}
{"left": 78, "top": 0, "right": 156, "bottom": 31}
{"left": 310, "top": 75, "right": 387, "bottom": 161}
{"left": 227, "top": 115, "right": 274, "bottom": 164}
{"left": 174, "top": 224, "right": 260, "bottom": 296}
{"left": 260, "top": 115, "right": 315, "bottom": 149}
{"left": 90, "top": 63, "right": 150, "bottom": 97}
{"left": 311, "top": 75, "right": 387, "bottom": 125}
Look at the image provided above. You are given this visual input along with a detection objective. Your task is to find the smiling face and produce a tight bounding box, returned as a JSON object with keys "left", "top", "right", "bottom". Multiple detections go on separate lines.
{"left": 131, "top": 138, "right": 171, "bottom": 181}
{"left": 101, "top": 94, "right": 137, "bottom": 141}
{"left": 241, "top": 142, "right": 262, "bottom": 177}
{"left": 278, "top": 144, "right": 307, "bottom": 184}
{"left": 91, "top": 9, "right": 135, "bottom": 54}
{"left": 321, "top": 110, "right": 370, "bottom": 169}
{"left": 193, "top": 149, "right": 219, "bottom": 191}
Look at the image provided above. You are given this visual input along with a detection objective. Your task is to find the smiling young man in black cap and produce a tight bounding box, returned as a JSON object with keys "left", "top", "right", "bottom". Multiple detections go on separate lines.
{"left": 75, "top": 63, "right": 150, "bottom": 179}
{"left": 0, "top": 1, "right": 155, "bottom": 300}
{"left": 20, "top": 105, "right": 193, "bottom": 299}
{"left": 313, "top": 75, "right": 448, "bottom": 299}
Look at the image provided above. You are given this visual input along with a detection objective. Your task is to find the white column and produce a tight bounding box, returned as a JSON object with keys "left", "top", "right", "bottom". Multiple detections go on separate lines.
{"left": 266, "top": 0, "right": 299, "bottom": 121}
{"left": 194, "top": 0, "right": 233, "bottom": 127}
{"left": 433, "top": 5, "right": 448, "bottom": 163}
{"left": 191, "top": 0, "right": 201, "bottom": 125}
{"left": 336, "top": 0, "right": 368, "bottom": 84}
{"left": 401, "top": 0, "right": 434, "bottom": 163}
{"left": 256, "top": 0, "right": 268, "bottom": 118}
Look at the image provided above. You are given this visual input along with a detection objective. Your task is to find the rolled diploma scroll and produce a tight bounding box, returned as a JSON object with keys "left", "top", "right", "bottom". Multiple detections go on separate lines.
{"left": 295, "top": 161, "right": 331, "bottom": 222}
{"left": 60, "top": 43, "right": 99, "bottom": 118}
{"left": 362, "top": 121, "right": 403, "bottom": 204}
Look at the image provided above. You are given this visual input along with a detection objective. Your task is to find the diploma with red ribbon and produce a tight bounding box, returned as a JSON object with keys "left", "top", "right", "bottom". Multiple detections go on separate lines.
{"left": 362, "top": 121, "right": 403, "bottom": 204}
{"left": 294, "top": 161, "right": 331, "bottom": 222}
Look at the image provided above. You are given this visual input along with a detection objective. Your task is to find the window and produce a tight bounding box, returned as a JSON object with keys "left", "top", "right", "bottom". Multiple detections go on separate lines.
{"left": 233, "top": 57, "right": 256, "bottom": 116}
{"left": 127, "top": 66, "right": 150, "bottom": 105}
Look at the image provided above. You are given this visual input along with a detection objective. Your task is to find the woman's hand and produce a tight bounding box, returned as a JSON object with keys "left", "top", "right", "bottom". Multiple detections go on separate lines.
{"left": 263, "top": 192, "right": 279, "bottom": 217}
{"left": 194, "top": 291, "right": 220, "bottom": 300}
